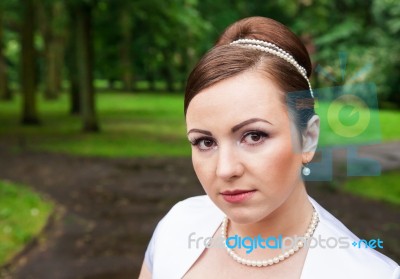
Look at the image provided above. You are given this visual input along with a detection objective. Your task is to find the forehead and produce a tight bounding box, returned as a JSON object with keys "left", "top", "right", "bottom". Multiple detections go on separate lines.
{"left": 185, "top": 71, "right": 289, "bottom": 129}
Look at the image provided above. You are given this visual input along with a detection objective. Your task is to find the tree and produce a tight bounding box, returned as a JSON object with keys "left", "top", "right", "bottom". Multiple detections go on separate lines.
{"left": 37, "top": 0, "right": 67, "bottom": 100}
{"left": 119, "top": 1, "right": 134, "bottom": 91}
{"left": 371, "top": 0, "right": 400, "bottom": 108}
{"left": 21, "top": 0, "right": 39, "bottom": 124}
{"left": 74, "top": 1, "right": 99, "bottom": 132}
{"left": 129, "top": 0, "right": 209, "bottom": 91}
{"left": 65, "top": 7, "right": 81, "bottom": 115}
{"left": 0, "top": 5, "right": 12, "bottom": 100}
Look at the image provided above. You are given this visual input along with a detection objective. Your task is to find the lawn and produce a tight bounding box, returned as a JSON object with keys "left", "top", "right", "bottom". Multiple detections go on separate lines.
{"left": 0, "top": 92, "right": 189, "bottom": 157}
{"left": 0, "top": 180, "right": 53, "bottom": 266}
{"left": 343, "top": 171, "right": 400, "bottom": 206}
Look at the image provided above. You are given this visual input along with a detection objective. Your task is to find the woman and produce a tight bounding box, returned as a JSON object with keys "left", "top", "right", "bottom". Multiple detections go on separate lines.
{"left": 139, "top": 17, "right": 399, "bottom": 279}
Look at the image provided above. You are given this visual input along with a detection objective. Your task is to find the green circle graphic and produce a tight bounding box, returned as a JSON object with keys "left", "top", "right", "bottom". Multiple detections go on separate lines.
{"left": 327, "top": 95, "right": 370, "bottom": 138}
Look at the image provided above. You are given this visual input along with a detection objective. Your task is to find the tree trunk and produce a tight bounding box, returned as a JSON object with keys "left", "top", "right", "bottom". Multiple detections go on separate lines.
{"left": 162, "top": 50, "right": 174, "bottom": 92}
{"left": 21, "top": 0, "right": 39, "bottom": 124}
{"left": 388, "top": 64, "right": 400, "bottom": 108}
{"left": 66, "top": 3, "right": 80, "bottom": 115}
{"left": 37, "top": 0, "right": 53, "bottom": 99}
{"left": 69, "top": 75, "right": 80, "bottom": 115}
{"left": 38, "top": 0, "right": 65, "bottom": 100}
{"left": 164, "top": 69, "right": 174, "bottom": 92}
{"left": 120, "top": 7, "right": 133, "bottom": 92}
{"left": 148, "top": 75, "right": 156, "bottom": 91}
{"left": 52, "top": 1, "right": 65, "bottom": 94}
{"left": 53, "top": 39, "right": 64, "bottom": 93}
{"left": 46, "top": 36, "right": 65, "bottom": 99}
{"left": 108, "top": 78, "right": 115, "bottom": 90}
{"left": 75, "top": 3, "right": 99, "bottom": 132}
{"left": 45, "top": 39, "right": 59, "bottom": 99}
{"left": 0, "top": 9, "right": 11, "bottom": 100}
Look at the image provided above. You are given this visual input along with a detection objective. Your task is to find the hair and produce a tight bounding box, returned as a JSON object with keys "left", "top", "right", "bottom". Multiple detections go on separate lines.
{"left": 184, "top": 17, "right": 316, "bottom": 139}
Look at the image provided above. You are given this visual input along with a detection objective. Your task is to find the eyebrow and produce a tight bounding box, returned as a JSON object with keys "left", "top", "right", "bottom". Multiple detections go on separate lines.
{"left": 187, "top": 128, "right": 212, "bottom": 136}
{"left": 187, "top": 118, "right": 272, "bottom": 136}
{"left": 231, "top": 118, "right": 273, "bottom": 133}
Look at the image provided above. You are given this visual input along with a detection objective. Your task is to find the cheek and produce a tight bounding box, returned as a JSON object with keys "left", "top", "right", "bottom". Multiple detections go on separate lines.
{"left": 274, "top": 124, "right": 303, "bottom": 167}
{"left": 273, "top": 143, "right": 302, "bottom": 183}
{"left": 273, "top": 147, "right": 302, "bottom": 175}
{"left": 250, "top": 135, "right": 302, "bottom": 183}
{"left": 192, "top": 155, "right": 215, "bottom": 191}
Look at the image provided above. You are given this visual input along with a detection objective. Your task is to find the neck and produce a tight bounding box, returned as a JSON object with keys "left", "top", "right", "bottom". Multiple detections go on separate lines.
{"left": 229, "top": 182, "right": 313, "bottom": 239}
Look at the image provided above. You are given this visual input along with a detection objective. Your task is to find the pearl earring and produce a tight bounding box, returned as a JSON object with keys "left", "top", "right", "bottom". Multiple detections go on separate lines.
{"left": 302, "top": 155, "right": 311, "bottom": 176}
{"left": 302, "top": 165, "right": 311, "bottom": 176}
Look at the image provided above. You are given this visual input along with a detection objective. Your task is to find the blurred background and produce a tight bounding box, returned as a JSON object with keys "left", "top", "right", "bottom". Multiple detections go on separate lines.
{"left": 0, "top": 0, "right": 399, "bottom": 278}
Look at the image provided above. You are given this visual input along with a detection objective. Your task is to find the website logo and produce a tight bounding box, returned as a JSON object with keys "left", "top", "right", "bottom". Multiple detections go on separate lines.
{"left": 188, "top": 232, "right": 384, "bottom": 253}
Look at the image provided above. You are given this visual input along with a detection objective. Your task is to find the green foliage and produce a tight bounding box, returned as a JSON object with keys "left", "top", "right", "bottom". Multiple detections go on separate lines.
{"left": 0, "top": 180, "right": 53, "bottom": 265}
{"left": 1, "top": 0, "right": 399, "bottom": 104}
{"left": 344, "top": 171, "right": 400, "bottom": 205}
{"left": 373, "top": 0, "right": 400, "bottom": 34}
{"left": 296, "top": 0, "right": 400, "bottom": 107}
{"left": 93, "top": 0, "right": 209, "bottom": 88}
{"left": 1, "top": 0, "right": 21, "bottom": 88}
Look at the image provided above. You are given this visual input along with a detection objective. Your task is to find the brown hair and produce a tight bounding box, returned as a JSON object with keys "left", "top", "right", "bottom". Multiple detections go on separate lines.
{"left": 184, "top": 17, "right": 316, "bottom": 136}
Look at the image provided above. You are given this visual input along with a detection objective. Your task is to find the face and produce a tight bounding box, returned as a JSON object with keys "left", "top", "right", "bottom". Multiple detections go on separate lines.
{"left": 186, "top": 71, "right": 305, "bottom": 224}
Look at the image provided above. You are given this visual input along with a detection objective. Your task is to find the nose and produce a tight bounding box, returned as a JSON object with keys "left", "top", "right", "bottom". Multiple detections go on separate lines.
{"left": 215, "top": 145, "right": 244, "bottom": 181}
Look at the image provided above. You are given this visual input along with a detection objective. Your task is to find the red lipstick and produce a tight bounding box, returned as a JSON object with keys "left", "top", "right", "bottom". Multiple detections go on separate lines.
{"left": 220, "top": 189, "right": 256, "bottom": 203}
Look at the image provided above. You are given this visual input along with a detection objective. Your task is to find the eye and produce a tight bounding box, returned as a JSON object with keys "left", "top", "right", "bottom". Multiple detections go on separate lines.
{"left": 190, "top": 137, "right": 217, "bottom": 151}
{"left": 242, "top": 131, "right": 268, "bottom": 145}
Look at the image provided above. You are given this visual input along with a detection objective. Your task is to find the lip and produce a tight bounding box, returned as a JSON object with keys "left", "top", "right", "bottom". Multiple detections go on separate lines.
{"left": 220, "top": 189, "right": 256, "bottom": 203}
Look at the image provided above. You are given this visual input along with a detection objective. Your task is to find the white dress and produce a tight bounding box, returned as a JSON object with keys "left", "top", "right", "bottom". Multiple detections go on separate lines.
{"left": 144, "top": 195, "right": 399, "bottom": 279}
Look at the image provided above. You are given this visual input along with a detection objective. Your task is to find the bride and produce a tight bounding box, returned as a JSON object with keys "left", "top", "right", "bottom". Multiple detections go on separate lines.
{"left": 139, "top": 17, "right": 399, "bottom": 279}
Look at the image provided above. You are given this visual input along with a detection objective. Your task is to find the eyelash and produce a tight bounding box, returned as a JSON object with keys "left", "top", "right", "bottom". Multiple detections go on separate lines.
{"left": 189, "top": 130, "right": 269, "bottom": 151}
{"left": 242, "top": 130, "right": 268, "bottom": 145}
{"left": 190, "top": 137, "right": 215, "bottom": 151}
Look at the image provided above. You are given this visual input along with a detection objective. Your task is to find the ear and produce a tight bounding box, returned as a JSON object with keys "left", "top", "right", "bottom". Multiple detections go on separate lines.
{"left": 302, "top": 115, "right": 320, "bottom": 163}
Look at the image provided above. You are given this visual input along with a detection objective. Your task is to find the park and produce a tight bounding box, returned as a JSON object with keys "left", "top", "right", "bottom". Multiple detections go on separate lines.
{"left": 0, "top": 0, "right": 399, "bottom": 278}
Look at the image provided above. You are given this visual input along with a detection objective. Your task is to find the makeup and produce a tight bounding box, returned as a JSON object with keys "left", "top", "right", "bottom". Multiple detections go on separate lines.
{"left": 221, "top": 190, "right": 256, "bottom": 203}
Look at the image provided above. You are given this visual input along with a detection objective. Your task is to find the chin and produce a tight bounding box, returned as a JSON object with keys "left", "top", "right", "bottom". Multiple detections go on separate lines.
{"left": 224, "top": 207, "right": 264, "bottom": 224}
{"left": 228, "top": 215, "right": 256, "bottom": 225}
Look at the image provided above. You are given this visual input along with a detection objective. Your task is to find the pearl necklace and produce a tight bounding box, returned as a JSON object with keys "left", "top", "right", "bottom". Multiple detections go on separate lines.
{"left": 221, "top": 208, "right": 319, "bottom": 267}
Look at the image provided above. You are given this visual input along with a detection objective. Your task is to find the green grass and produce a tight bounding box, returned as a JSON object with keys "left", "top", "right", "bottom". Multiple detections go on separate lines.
{"left": 343, "top": 171, "right": 400, "bottom": 205}
{"left": 377, "top": 110, "right": 400, "bottom": 141}
{"left": 0, "top": 180, "right": 53, "bottom": 266}
{"left": 0, "top": 92, "right": 190, "bottom": 157}
{"left": 0, "top": 92, "right": 399, "bottom": 157}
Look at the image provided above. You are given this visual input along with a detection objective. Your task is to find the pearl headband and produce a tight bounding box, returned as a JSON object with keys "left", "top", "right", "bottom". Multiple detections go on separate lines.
{"left": 230, "top": 38, "right": 314, "bottom": 98}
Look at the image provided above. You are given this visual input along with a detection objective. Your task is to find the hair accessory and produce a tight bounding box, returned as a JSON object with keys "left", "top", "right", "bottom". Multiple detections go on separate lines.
{"left": 230, "top": 38, "right": 314, "bottom": 98}
{"left": 221, "top": 207, "right": 319, "bottom": 267}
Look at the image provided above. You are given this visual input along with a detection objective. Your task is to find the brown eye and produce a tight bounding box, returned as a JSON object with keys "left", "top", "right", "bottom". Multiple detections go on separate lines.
{"left": 192, "top": 137, "right": 216, "bottom": 151}
{"left": 242, "top": 131, "right": 267, "bottom": 145}
{"left": 250, "top": 134, "right": 261, "bottom": 142}
{"left": 203, "top": 139, "right": 214, "bottom": 147}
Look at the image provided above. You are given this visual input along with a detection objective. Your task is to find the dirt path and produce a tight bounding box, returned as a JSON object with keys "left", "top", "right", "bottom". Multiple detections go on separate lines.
{"left": 0, "top": 143, "right": 399, "bottom": 278}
